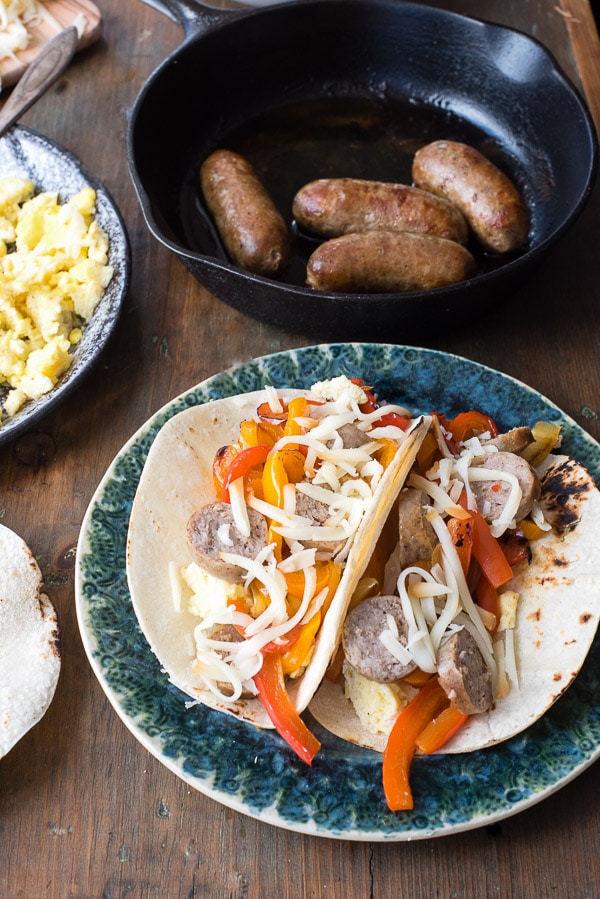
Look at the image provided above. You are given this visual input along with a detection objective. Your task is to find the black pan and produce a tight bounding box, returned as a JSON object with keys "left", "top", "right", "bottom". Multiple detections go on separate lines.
{"left": 128, "top": 0, "right": 597, "bottom": 340}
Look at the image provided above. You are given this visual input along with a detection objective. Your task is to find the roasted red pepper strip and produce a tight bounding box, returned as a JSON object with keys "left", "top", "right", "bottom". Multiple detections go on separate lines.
{"left": 499, "top": 532, "right": 532, "bottom": 567}
{"left": 457, "top": 493, "right": 513, "bottom": 588}
{"left": 445, "top": 410, "right": 499, "bottom": 443}
{"left": 252, "top": 652, "right": 321, "bottom": 765}
{"left": 351, "top": 377, "right": 378, "bottom": 412}
{"left": 378, "top": 412, "right": 410, "bottom": 429}
{"left": 475, "top": 574, "right": 500, "bottom": 635}
{"left": 446, "top": 516, "right": 473, "bottom": 578}
{"left": 262, "top": 622, "right": 305, "bottom": 654}
{"left": 415, "top": 705, "right": 469, "bottom": 754}
{"left": 382, "top": 679, "right": 449, "bottom": 811}
{"left": 220, "top": 444, "right": 271, "bottom": 502}
{"left": 470, "top": 509, "right": 514, "bottom": 588}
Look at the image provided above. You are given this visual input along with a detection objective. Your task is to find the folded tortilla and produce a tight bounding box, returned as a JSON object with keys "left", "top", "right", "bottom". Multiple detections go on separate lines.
{"left": 126, "top": 389, "right": 430, "bottom": 729}
{"left": 0, "top": 523, "right": 61, "bottom": 758}
{"left": 309, "top": 453, "right": 600, "bottom": 753}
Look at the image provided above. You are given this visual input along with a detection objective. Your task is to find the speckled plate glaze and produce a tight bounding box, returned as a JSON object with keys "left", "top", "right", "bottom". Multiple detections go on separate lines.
{"left": 75, "top": 343, "right": 600, "bottom": 840}
{"left": 0, "top": 125, "right": 130, "bottom": 446}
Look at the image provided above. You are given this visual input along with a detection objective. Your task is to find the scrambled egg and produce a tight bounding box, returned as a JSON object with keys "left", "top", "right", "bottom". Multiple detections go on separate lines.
{"left": 0, "top": 177, "right": 113, "bottom": 421}
{"left": 181, "top": 562, "right": 247, "bottom": 618}
{"left": 497, "top": 589, "right": 519, "bottom": 632}
{"left": 343, "top": 660, "right": 418, "bottom": 734}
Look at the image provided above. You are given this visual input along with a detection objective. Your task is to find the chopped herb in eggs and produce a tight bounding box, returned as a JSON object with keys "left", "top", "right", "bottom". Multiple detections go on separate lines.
{"left": 0, "top": 177, "right": 113, "bottom": 422}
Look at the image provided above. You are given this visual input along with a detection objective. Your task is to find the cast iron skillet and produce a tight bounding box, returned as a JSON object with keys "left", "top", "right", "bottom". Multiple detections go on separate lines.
{"left": 128, "top": 0, "right": 597, "bottom": 340}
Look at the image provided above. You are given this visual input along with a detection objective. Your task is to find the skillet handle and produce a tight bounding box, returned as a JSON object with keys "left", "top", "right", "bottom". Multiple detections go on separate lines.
{"left": 139, "top": 0, "right": 245, "bottom": 36}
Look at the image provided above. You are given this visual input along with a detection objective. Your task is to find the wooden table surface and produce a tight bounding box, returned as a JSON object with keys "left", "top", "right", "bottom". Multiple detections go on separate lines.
{"left": 2, "top": 0, "right": 600, "bottom": 896}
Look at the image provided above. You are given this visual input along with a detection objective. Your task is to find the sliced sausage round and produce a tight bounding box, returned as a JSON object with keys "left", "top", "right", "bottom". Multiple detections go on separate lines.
{"left": 385, "top": 488, "right": 438, "bottom": 588}
{"left": 437, "top": 627, "right": 493, "bottom": 715}
{"left": 294, "top": 490, "right": 344, "bottom": 555}
{"left": 187, "top": 501, "right": 269, "bottom": 583}
{"left": 342, "top": 594, "right": 417, "bottom": 683}
{"left": 470, "top": 451, "right": 540, "bottom": 523}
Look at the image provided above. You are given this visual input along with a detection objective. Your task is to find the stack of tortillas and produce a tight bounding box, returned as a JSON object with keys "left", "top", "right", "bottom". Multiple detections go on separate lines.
{"left": 0, "top": 522, "right": 61, "bottom": 758}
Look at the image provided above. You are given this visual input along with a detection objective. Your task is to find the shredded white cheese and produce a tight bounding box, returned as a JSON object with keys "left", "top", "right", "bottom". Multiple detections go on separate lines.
{"left": 0, "top": 1, "right": 64, "bottom": 62}
{"left": 184, "top": 381, "right": 410, "bottom": 697}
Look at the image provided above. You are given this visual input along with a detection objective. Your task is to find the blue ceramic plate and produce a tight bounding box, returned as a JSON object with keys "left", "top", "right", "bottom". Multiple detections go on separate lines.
{"left": 0, "top": 126, "right": 130, "bottom": 446}
{"left": 75, "top": 343, "right": 600, "bottom": 840}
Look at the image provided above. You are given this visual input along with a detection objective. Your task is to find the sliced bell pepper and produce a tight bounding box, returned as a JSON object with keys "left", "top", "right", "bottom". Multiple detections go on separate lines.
{"left": 262, "top": 447, "right": 306, "bottom": 508}
{"left": 375, "top": 437, "right": 400, "bottom": 470}
{"left": 475, "top": 574, "right": 499, "bottom": 635}
{"left": 325, "top": 645, "right": 345, "bottom": 683}
{"left": 516, "top": 519, "right": 547, "bottom": 542}
{"left": 378, "top": 412, "right": 411, "bottom": 429}
{"left": 252, "top": 652, "right": 321, "bottom": 765}
{"left": 470, "top": 508, "right": 514, "bottom": 588}
{"left": 446, "top": 516, "right": 473, "bottom": 578}
{"left": 256, "top": 400, "right": 288, "bottom": 423}
{"left": 415, "top": 704, "right": 469, "bottom": 754}
{"left": 415, "top": 430, "right": 439, "bottom": 474}
{"left": 281, "top": 610, "right": 322, "bottom": 675}
{"left": 213, "top": 444, "right": 239, "bottom": 498}
{"left": 351, "top": 377, "right": 378, "bottom": 412}
{"left": 382, "top": 678, "right": 449, "bottom": 811}
{"left": 283, "top": 396, "right": 310, "bottom": 438}
{"left": 445, "top": 410, "right": 499, "bottom": 443}
{"left": 350, "top": 378, "right": 409, "bottom": 429}
{"left": 500, "top": 531, "right": 532, "bottom": 567}
{"left": 239, "top": 418, "right": 282, "bottom": 448}
{"left": 220, "top": 444, "right": 272, "bottom": 502}
{"left": 457, "top": 493, "right": 513, "bottom": 588}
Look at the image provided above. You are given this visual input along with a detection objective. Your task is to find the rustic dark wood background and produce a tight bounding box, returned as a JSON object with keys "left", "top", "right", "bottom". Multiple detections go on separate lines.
{"left": 1, "top": 1, "right": 599, "bottom": 896}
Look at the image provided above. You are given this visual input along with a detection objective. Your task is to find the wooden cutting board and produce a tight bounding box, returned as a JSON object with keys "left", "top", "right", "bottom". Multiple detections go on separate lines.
{"left": 0, "top": 0, "right": 102, "bottom": 88}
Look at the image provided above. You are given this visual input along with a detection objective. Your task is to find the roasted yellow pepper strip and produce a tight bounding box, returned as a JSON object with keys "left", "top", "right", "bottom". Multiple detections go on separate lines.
{"left": 262, "top": 448, "right": 305, "bottom": 507}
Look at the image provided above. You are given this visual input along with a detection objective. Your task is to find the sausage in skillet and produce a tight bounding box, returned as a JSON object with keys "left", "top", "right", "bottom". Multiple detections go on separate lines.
{"left": 412, "top": 140, "right": 529, "bottom": 254}
{"left": 200, "top": 149, "right": 291, "bottom": 276}
{"left": 305, "top": 230, "right": 475, "bottom": 293}
{"left": 293, "top": 178, "right": 469, "bottom": 244}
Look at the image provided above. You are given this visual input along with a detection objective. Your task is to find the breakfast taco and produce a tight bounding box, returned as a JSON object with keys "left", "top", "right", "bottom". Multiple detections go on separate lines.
{"left": 126, "top": 377, "right": 430, "bottom": 762}
{"left": 0, "top": 522, "right": 61, "bottom": 758}
{"left": 308, "top": 412, "right": 600, "bottom": 809}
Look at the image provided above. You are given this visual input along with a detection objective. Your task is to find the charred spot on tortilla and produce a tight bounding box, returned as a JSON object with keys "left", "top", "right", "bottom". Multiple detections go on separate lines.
{"left": 580, "top": 612, "right": 593, "bottom": 624}
{"left": 540, "top": 457, "right": 594, "bottom": 532}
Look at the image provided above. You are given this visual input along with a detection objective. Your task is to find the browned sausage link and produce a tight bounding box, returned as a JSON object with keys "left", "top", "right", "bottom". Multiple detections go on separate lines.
{"left": 200, "top": 149, "right": 291, "bottom": 276}
{"left": 293, "top": 178, "right": 469, "bottom": 244}
{"left": 305, "top": 230, "right": 475, "bottom": 293}
{"left": 412, "top": 140, "right": 529, "bottom": 254}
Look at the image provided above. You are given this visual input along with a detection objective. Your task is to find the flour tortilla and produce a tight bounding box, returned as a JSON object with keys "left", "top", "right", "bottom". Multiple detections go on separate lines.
{"left": 309, "top": 453, "right": 600, "bottom": 753}
{"left": 126, "top": 390, "right": 430, "bottom": 729}
{"left": 0, "top": 523, "right": 61, "bottom": 758}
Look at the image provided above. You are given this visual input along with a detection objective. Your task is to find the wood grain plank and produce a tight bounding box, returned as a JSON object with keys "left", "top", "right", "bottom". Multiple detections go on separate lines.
{"left": 558, "top": 0, "right": 600, "bottom": 132}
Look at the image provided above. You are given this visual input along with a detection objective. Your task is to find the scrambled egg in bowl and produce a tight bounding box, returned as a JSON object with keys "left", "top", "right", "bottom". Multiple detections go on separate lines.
{"left": 0, "top": 176, "right": 113, "bottom": 422}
